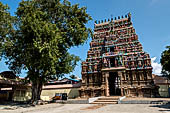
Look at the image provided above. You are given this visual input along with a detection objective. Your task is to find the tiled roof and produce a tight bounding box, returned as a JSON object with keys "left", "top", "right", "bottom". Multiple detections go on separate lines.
{"left": 43, "top": 82, "right": 81, "bottom": 90}
{"left": 153, "top": 75, "right": 170, "bottom": 84}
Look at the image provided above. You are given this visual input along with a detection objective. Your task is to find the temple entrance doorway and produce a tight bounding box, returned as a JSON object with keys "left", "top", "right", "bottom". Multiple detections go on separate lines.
{"left": 110, "top": 58, "right": 115, "bottom": 67}
{"left": 108, "top": 72, "right": 121, "bottom": 96}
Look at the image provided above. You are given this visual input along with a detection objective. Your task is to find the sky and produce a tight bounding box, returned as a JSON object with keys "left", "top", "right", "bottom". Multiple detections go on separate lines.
{"left": 0, "top": 0, "right": 170, "bottom": 77}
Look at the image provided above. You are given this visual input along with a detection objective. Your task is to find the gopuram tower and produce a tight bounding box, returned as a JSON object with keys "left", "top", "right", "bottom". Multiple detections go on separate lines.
{"left": 79, "top": 13, "right": 158, "bottom": 98}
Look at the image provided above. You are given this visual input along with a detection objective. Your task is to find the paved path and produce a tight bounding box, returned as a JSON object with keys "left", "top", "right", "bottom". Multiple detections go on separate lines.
{"left": 123, "top": 98, "right": 170, "bottom": 101}
{"left": 1, "top": 103, "right": 170, "bottom": 113}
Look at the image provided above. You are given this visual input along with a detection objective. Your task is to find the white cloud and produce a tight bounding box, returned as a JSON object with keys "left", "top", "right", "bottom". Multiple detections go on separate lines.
{"left": 151, "top": 57, "right": 162, "bottom": 75}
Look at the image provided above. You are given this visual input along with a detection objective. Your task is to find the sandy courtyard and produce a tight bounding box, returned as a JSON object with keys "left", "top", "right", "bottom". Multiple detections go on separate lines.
{"left": 0, "top": 103, "right": 170, "bottom": 113}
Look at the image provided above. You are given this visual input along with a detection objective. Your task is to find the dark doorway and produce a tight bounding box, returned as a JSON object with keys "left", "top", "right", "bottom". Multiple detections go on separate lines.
{"left": 108, "top": 72, "right": 121, "bottom": 96}
{"left": 110, "top": 47, "right": 114, "bottom": 52}
{"left": 110, "top": 58, "right": 115, "bottom": 67}
{"left": 8, "top": 92, "right": 13, "bottom": 101}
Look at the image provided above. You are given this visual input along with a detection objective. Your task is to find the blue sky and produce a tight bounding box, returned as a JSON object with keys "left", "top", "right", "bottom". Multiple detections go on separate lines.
{"left": 0, "top": 0, "right": 170, "bottom": 77}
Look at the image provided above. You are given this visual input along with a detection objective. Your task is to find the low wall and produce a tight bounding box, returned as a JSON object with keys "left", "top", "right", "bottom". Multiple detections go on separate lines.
{"left": 158, "top": 85, "right": 170, "bottom": 97}
{"left": 119, "top": 100, "right": 170, "bottom": 104}
{"left": 41, "top": 88, "right": 79, "bottom": 101}
{"left": 67, "top": 99, "right": 89, "bottom": 104}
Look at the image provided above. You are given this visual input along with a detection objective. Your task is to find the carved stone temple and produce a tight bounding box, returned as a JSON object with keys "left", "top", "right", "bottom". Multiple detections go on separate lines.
{"left": 79, "top": 13, "right": 158, "bottom": 98}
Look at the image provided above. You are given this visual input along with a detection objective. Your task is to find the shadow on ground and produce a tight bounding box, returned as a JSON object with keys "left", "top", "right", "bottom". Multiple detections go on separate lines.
{"left": 0, "top": 101, "right": 33, "bottom": 110}
{"left": 149, "top": 103, "right": 170, "bottom": 112}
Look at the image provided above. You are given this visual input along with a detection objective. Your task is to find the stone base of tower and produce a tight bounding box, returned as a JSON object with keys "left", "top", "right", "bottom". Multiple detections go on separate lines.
{"left": 121, "top": 87, "right": 160, "bottom": 98}
{"left": 79, "top": 87, "right": 106, "bottom": 98}
{"left": 79, "top": 70, "right": 160, "bottom": 98}
{"left": 79, "top": 86, "right": 159, "bottom": 98}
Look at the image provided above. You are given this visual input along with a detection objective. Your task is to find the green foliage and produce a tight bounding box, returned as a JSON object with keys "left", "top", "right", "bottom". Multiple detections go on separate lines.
{"left": 0, "top": 2, "right": 14, "bottom": 58}
{"left": 1, "top": 0, "right": 92, "bottom": 101}
{"left": 160, "top": 46, "right": 170, "bottom": 78}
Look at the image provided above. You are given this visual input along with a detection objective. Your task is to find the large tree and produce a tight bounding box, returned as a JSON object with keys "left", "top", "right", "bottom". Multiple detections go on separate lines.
{"left": 0, "top": 2, "right": 14, "bottom": 56}
{"left": 160, "top": 46, "right": 170, "bottom": 79}
{"left": 1, "top": 0, "right": 91, "bottom": 102}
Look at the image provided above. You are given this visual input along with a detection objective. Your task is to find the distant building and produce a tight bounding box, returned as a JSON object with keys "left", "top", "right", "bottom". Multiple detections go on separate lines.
{"left": 80, "top": 13, "right": 158, "bottom": 98}
{"left": 0, "top": 71, "right": 31, "bottom": 102}
{"left": 41, "top": 78, "right": 81, "bottom": 101}
{"left": 153, "top": 74, "right": 170, "bottom": 97}
{"left": 0, "top": 71, "right": 81, "bottom": 102}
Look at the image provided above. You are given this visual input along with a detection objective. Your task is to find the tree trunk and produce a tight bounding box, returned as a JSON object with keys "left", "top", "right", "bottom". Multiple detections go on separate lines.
{"left": 31, "top": 79, "right": 43, "bottom": 104}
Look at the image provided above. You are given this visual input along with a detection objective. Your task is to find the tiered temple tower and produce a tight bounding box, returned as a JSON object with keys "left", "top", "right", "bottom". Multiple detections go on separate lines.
{"left": 79, "top": 13, "right": 158, "bottom": 98}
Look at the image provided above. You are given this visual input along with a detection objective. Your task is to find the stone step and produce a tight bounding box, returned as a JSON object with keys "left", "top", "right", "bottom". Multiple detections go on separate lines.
{"left": 98, "top": 98, "right": 119, "bottom": 100}
{"left": 91, "top": 96, "right": 120, "bottom": 104}
{"left": 95, "top": 100, "right": 118, "bottom": 102}
{"left": 91, "top": 101, "right": 118, "bottom": 104}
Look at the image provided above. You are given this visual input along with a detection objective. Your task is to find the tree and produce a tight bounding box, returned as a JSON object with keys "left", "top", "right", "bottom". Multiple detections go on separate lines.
{"left": 0, "top": 2, "right": 14, "bottom": 57}
{"left": 160, "top": 46, "right": 170, "bottom": 79}
{"left": 1, "top": 0, "right": 92, "bottom": 103}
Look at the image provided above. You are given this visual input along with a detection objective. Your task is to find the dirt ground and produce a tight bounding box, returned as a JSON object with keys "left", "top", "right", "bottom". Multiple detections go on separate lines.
{"left": 0, "top": 103, "right": 170, "bottom": 113}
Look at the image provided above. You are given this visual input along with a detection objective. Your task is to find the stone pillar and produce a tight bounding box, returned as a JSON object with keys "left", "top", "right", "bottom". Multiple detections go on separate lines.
{"left": 101, "top": 72, "right": 106, "bottom": 87}
{"left": 101, "top": 88, "right": 105, "bottom": 96}
{"left": 118, "top": 71, "right": 123, "bottom": 96}
{"left": 118, "top": 71, "right": 122, "bottom": 81}
{"left": 91, "top": 89, "right": 94, "bottom": 97}
{"left": 121, "top": 88, "right": 124, "bottom": 96}
{"left": 105, "top": 72, "right": 110, "bottom": 96}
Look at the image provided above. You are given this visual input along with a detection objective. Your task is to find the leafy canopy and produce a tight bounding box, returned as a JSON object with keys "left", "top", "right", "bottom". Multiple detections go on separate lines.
{"left": 1, "top": 0, "right": 92, "bottom": 83}
{"left": 160, "top": 46, "right": 170, "bottom": 78}
{"left": 0, "top": 2, "right": 14, "bottom": 57}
